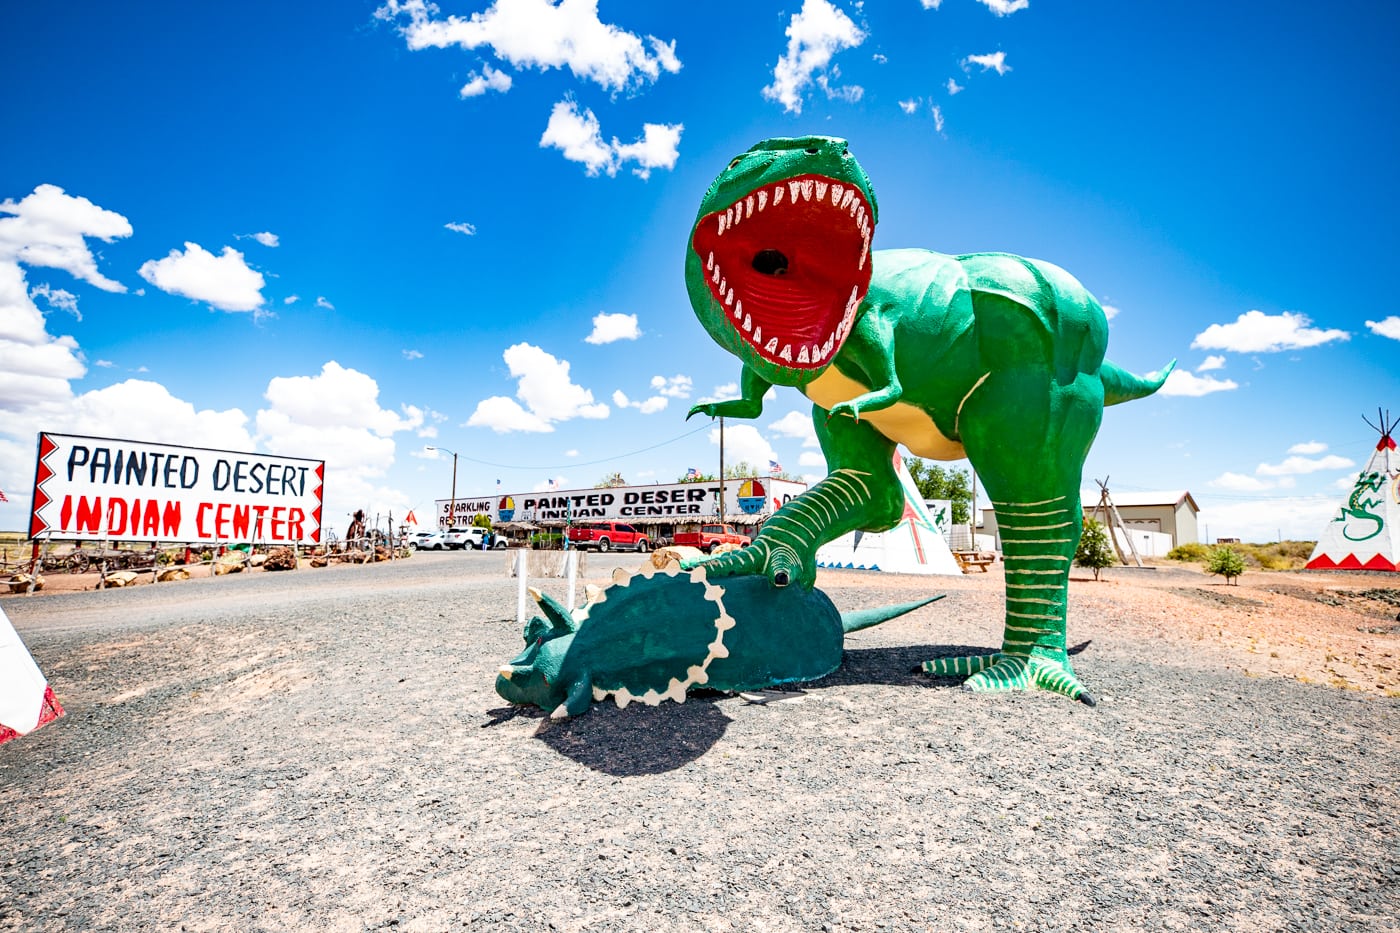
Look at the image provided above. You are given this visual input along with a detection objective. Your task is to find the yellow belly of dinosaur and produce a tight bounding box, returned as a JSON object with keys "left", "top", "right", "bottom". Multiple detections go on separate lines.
{"left": 804, "top": 368, "right": 967, "bottom": 461}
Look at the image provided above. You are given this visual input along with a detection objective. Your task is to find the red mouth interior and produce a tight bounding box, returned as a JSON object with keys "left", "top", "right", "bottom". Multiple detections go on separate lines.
{"left": 691, "top": 174, "right": 872, "bottom": 370}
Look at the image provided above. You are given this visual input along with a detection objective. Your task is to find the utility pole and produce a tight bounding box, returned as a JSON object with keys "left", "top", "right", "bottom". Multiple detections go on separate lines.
{"left": 426, "top": 446, "right": 458, "bottom": 529}
{"left": 718, "top": 416, "right": 726, "bottom": 521}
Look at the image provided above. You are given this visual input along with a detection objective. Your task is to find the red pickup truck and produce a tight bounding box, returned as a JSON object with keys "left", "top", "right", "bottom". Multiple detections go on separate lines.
{"left": 566, "top": 521, "right": 651, "bottom": 553}
{"left": 673, "top": 523, "right": 750, "bottom": 553}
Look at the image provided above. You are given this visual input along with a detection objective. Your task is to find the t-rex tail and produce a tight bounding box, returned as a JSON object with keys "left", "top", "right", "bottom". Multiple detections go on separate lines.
{"left": 1102, "top": 359, "right": 1176, "bottom": 407}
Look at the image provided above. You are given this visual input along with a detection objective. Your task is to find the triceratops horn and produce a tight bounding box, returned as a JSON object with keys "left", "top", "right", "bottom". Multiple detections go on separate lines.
{"left": 840, "top": 594, "right": 944, "bottom": 634}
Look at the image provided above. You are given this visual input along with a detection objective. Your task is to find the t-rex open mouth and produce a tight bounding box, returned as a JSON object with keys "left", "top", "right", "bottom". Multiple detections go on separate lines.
{"left": 691, "top": 173, "right": 873, "bottom": 371}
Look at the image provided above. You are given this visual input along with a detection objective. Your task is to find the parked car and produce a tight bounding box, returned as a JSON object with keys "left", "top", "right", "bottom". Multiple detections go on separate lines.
{"left": 444, "top": 527, "right": 491, "bottom": 550}
{"left": 566, "top": 521, "right": 651, "bottom": 552}
{"left": 673, "top": 523, "right": 750, "bottom": 553}
{"left": 409, "top": 531, "right": 447, "bottom": 551}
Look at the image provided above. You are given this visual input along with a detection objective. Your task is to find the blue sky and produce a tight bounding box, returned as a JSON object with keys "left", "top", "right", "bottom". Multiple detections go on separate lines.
{"left": 2, "top": 0, "right": 1397, "bottom": 542}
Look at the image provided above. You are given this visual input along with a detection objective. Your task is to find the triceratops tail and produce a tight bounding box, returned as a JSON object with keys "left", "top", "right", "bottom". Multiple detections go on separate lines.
{"left": 841, "top": 595, "right": 944, "bottom": 634}
{"left": 1102, "top": 359, "right": 1175, "bottom": 407}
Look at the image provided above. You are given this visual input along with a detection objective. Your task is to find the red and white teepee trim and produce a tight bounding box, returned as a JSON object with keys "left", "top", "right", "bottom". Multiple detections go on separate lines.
{"left": 1306, "top": 409, "right": 1399, "bottom": 573}
{"left": 0, "top": 604, "right": 65, "bottom": 746}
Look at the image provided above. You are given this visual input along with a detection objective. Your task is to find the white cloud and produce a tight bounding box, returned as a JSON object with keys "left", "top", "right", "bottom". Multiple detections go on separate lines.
{"left": 459, "top": 63, "right": 512, "bottom": 97}
{"left": 539, "top": 99, "right": 682, "bottom": 178}
{"left": 932, "top": 104, "right": 945, "bottom": 134}
{"left": 1209, "top": 471, "right": 1273, "bottom": 492}
{"left": 1196, "top": 354, "right": 1226, "bottom": 372}
{"left": 1199, "top": 497, "right": 1341, "bottom": 543}
{"left": 815, "top": 72, "right": 863, "bottom": 105}
{"left": 650, "top": 374, "right": 692, "bottom": 398}
{"left": 1366, "top": 316, "right": 1400, "bottom": 341}
{"left": 1256, "top": 454, "right": 1355, "bottom": 477}
{"left": 1191, "top": 310, "right": 1349, "bottom": 353}
{"left": 612, "top": 389, "right": 668, "bottom": 414}
{"left": 1158, "top": 370, "right": 1238, "bottom": 397}
{"left": 284, "top": 295, "right": 300, "bottom": 305}
{"left": 1101, "top": 303, "right": 1120, "bottom": 320}
{"left": 976, "top": 0, "right": 1029, "bottom": 15}
{"left": 377, "top": 0, "right": 682, "bottom": 93}
{"left": 963, "top": 52, "right": 1010, "bottom": 75}
{"left": 95, "top": 359, "right": 114, "bottom": 368}
{"left": 30, "top": 283, "right": 80, "bottom": 321}
{"left": 769, "top": 410, "right": 819, "bottom": 448}
{"left": 565, "top": 449, "right": 579, "bottom": 457}
{"left": 898, "top": 98, "right": 919, "bottom": 115}
{"left": 403, "top": 349, "right": 424, "bottom": 360}
{"left": 708, "top": 424, "right": 776, "bottom": 467}
{"left": 1287, "top": 440, "right": 1327, "bottom": 455}
{"left": 138, "top": 242, "right": 265, "bottom": 312}
{"left": 762, "top": 0, "right": 866, "bottom": 115}
{"left": 697, "top": 382, "right": 738, "bottom": 405}
{"left": 921, "top": 0, "right": 942, "bottom": 8}
{"left": 445, "top": 221, "right": 477, "bottom": 236}
{"left": 946, "top": 77, "right": 963, "bottom": 95}
{"left": 467, "top": 342, "right": 608, "bottom": 433}
{"left": 0, "top": 184, "right": 132, "bottom": 293}
{"left": 249, "top": 231, "right": 279, "bottom": 247}
{"left": 585, "top": 311, "right": 641, "bottom": 344}
{"left": 316, "top": 296, "right": 334, "bottom": 310}
{"left": 798, "top": 451, "right": 827, "bottom": 469}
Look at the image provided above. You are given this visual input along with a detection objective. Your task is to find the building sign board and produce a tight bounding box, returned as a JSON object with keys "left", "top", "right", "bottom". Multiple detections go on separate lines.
{"left": 437, "top": 478, "right": 808, "bottom": 528}
{"left": 28, "top": 432, "right": 324, "bottom": 544}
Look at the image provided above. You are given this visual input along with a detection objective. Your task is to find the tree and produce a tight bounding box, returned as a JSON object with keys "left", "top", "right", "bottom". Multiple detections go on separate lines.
{"left": 903, "top": 457, "right": 972, "bottom": 525}
{"left": 470, "top": 513, "right": 492, "bottom": 530}
{"left": 1206, "top": 546, "right": 1246, "bottom": 585}
{"left": 1074, "top": 517, "right": 1117, "bottom": 581}
{"left": 594, "top": 472, "right": 627, "bottom": 488}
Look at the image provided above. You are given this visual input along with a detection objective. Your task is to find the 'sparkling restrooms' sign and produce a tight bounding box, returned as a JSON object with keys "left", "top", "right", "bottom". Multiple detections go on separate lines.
{"left": 29, "top": 433, "right": 324, "bottom": 544}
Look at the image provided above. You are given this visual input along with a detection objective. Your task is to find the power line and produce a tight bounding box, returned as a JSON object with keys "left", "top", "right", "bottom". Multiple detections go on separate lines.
{"left": 445, "top": 422, "right": 712, "bottom": 472}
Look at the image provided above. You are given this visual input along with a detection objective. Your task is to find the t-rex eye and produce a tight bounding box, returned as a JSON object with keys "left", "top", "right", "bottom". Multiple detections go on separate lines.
{"left": 728, "top": 156, "right": 743, "bottom": 170}
{"left": 752, "top": 249, "right": 789, "bottom": 276}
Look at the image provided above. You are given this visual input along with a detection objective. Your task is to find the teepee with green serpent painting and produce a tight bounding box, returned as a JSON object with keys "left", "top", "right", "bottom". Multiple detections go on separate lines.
{"left": 1306, "top": 408, "right": 1399, "bottom": 572}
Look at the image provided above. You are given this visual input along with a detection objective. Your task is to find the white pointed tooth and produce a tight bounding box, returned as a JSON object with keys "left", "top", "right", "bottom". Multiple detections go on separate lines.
{"left": 800, "top": 179, "right": 813, "bottom": 200}
{"left": 726, "top": 207, "right": 734, "bottom": 229}
{"left": 706, "top": 251, "right": 714, "bottom": 271}
{"left": 788, "top": 180, "right": 801, "bottom": 202}
{"left": 734, "top": 299, "right": 743, "bottom": 319}
{"left": 831, "top": 184, "right": 844, "bottom": 206}
{"left": 745, "top": 195, "right": 754, "bottom": 218}
{"left": 840, "top": 188, "right": 855, "bottom": 209}
{"left": 811, "top": 342, "right": 822, "bottom": 360}
{"left": 731, "top": 204, "right": 741, "bottom": 227}
{"left": 718, "top": 214, "right": 726, "bottom": 236}
{"left": 743, "top": 314, "right": 753, "bottom": 332}
{"left": 757, "top": 190, "right": 768, "bottom": 211}
{"left": 719, "top": 277, "right": 727, "bottom": 294}
{"left": 857, "top": 205, "right": 866, "bottom": 226}
{"left": 797, "top": 345, "right": 810, "bottom": 364}
{"left": 764, "top": 337, "right": 779, "bottom": 353}
{"left": 711, "top": 264, "right": 720, "bottom": 284}
{"left": 849, "top": 286, "right": 860, "bottom": 309}
{"left": 815, "top": 181, "right": 828, "bottom": 201}
{"left": 778, "top": 344, "right": 792, "bottom": 361}
{"left": 859, "top": 237, "right": 869, "bottom": 271}
{"left": 848, "top": 200, "right": 858, "bottom": 217}
{"left": 774, "top": 185, "right": 784, "bottom": 205}
{"left": 753, "top": 325, "right": 763, "bottom": 344}
{"left": 725, "top": 288, "right": 734, "bottom": 306}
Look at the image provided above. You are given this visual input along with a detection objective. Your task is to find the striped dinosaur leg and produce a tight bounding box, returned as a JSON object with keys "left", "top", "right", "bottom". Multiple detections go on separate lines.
{"left": 687, "top": 407, "right": 904, "bottom": 589}
{"left": 924, "top": 493, "right": 1091, "bottom": 703}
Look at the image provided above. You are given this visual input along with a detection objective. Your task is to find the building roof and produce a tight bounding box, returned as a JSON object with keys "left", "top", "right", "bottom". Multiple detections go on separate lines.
{"left": 1081, "top": 489, "right": 1199, "bottom": 513}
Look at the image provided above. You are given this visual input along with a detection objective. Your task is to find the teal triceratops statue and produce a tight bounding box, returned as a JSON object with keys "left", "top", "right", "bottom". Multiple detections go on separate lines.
{"left": 496, "top": 562, "right": 938, "bottom": 719}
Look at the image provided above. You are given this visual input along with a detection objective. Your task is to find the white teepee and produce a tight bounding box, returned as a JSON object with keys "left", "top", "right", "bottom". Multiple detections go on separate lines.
{"left": 1, "top": 603, "right": 64, "bottom": 746}
{"left": 816, "top": 454, "right": 963, "bottom": 575}
{"left": 1306, "top": 409, "right": 1399, "bottom": 573}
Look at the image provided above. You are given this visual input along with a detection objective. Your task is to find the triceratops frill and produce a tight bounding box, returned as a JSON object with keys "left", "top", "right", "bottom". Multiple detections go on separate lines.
{"left": 496, "top": 562, "right": 940, "bottom": 719}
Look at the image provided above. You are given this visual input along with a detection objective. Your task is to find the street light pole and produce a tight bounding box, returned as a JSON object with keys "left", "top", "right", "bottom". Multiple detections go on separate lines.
{"left": 426, "top": 446, "right": 458, "bottom": 530}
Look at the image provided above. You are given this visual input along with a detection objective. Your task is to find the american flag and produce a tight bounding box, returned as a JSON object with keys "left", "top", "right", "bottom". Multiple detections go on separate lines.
{"left": 685, "top": 467, "right": 698, "bottom": 479}
{"left": 768, "top": 460, "right": 782, "bottom": 474}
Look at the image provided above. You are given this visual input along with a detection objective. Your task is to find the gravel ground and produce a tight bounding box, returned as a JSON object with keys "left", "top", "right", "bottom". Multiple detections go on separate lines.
{"left": 2, "top": 552, "right": 1396, "bottom": 932}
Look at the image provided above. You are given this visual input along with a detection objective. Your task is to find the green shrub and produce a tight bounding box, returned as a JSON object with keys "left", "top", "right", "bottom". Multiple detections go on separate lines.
{"left": 1167, "top": 542, "right": 1211, "bottom": 562}
{"left": 1205, "top": 546, "right": 1246, "bottom": 585}
{"left": 1074, "top": 517, "right": 1117, "bottom": 580}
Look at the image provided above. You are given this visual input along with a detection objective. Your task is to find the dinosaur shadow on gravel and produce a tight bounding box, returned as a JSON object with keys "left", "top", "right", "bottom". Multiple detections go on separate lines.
{"left": 487, "top": 640, "right": 1092, "bottom": 777}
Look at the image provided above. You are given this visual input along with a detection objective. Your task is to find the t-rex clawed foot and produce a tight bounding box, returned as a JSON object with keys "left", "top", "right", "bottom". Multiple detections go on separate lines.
{"left": 922, "top": 653, "right": 1095, "bottom": 705}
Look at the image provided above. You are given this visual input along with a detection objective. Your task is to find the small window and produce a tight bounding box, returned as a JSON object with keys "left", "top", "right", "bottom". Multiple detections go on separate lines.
{"left": 618, "top": 523, "right": 635, "bottom": 533}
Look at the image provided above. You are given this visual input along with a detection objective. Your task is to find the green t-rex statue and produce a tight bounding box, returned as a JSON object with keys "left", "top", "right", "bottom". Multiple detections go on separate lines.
{"left": 684, "top": 135, "right": 1174, "bottom": 704}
